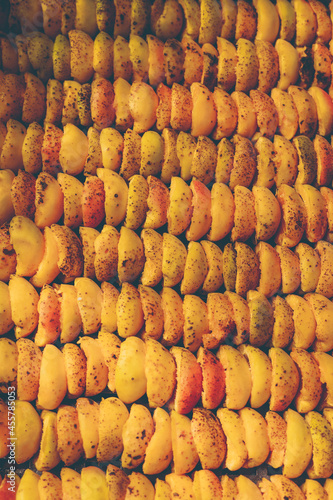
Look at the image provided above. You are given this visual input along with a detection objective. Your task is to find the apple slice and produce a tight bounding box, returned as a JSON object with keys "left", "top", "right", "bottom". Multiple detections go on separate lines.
{"left": 170, "top": 410, "right": 199, "bottom": 475}
{"left": 197, "top": 347, "right": 225, "bottom": 410}
{"left": 269, "top": 347, "right": 300, "bottom": 411}
{"left": 290, "top": 348, "right": 322, "bottom": 413}
{"left": 115, "top": 337, "right": 147, "bottom": 404}
{"left": 169, "top": 346, "right": 202, "bottom": 415}
{"left": 265, "top": 410, "right": 287, "bottom": 469}
{"left": 34, "top": 285, "right": 61, "bottom": 347}
{"left": 62, "top": 344, "right": 86, "bottom": 399}
{"left": 57, "top": 405, "right": 84, "bottom": 466}
{"left": 142, "top": 407, "right": 172, "bottom": 475}
{"left": 76, "top": 398, "right": 100, "bottom": 460}
{"left": 122, "top": 404, "right": 154, "bottom": 469}
{"left": 97, "top": 397, "right": 129, "bottom": 462}
{"left": 79, "top": 337, "right": 108, "bottom": 398}
{"left": 216, "top": 408, "right": 247, "bottom": 471}
{"left": 217, "top": 345, "right": 251, "bottom": 409}
{"left": 191, "top": 408, "right": 226, "bottom": 469}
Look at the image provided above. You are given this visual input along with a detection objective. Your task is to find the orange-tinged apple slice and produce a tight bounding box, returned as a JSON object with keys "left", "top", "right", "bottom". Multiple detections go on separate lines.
{"left": 250, "top": 89, "right": 278, "bottom": 139}
{"left": 34, "top": 285, "right": 61, "bottom": 347}
{"left": 185, "top": 179, "right": 212, "bottom": 242}
{"left": 143, "top": 175, "right": 169, "bottom": 229}
{"left": 196, "top": 347, "right": 225, "bottom": 410}
{"left": 204, "top": 292, "right": 235, "bottom": 349}
{"left": 90, "top": 78, "right": 115, "bottom": 130}
{"left": 82, "top": 176, "right": 105, "bottom": 227}
{"left": 50, "top": 224, "right": 84, "bottom": 283}
{"left": 169, "top": 346, "right": 202, "bottom": 415}
{"left": 265, "top": 410, "right": 287, "bottom": 469}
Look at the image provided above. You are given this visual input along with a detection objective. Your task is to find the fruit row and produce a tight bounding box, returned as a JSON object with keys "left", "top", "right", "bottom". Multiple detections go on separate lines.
{"left": 2, "top": 324, "right": 333, "bottom": 415}
{"left": 2, "top": 19, "right": 332, "bottom": 96}
{"left": 3, "top": 255, "right": 333, "bottom": 351}
{"left": 6, "top": 0, "right": 332, "bottom": 52}
{"left": 10, "top": 467, "right": 333, "bottom": 500}
{"left": 3, "top": 206, "right": 333, "bottom": 293}
{"left": 2, "top": 112, "right": 333, "bottom": 189}
{"left": 3, "top": 387, "right": 333, "bottom": 479}
{"left": 2, "top": 68, "right": 333, "bottom": 142}
{"left": 2, "top": 169, "right": 333, "bottom": 247}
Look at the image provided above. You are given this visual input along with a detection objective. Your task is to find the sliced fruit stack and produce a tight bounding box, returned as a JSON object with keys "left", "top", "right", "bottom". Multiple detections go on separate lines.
{"left": 2, "top": 0, "right": 333, "bottom": 498}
